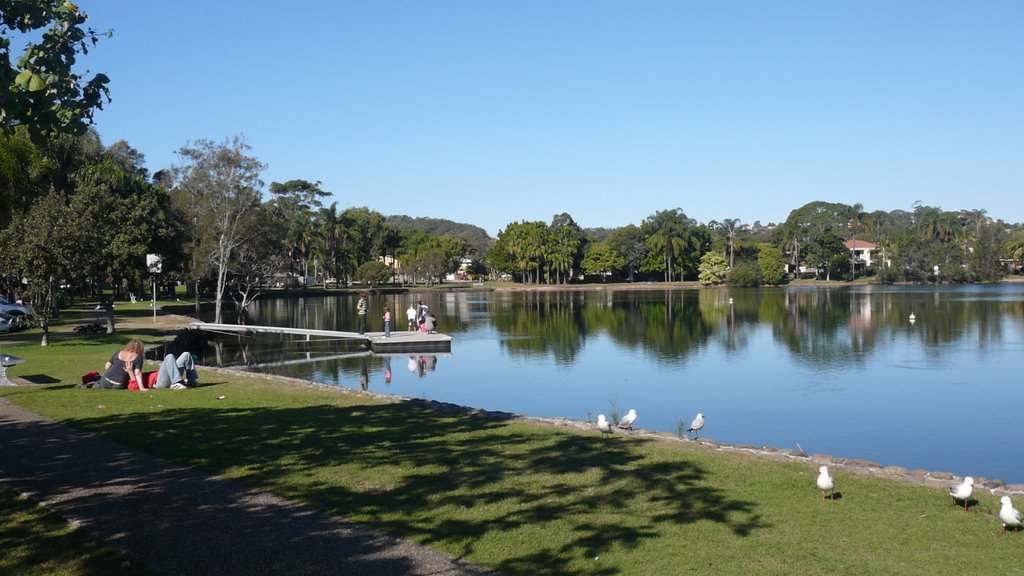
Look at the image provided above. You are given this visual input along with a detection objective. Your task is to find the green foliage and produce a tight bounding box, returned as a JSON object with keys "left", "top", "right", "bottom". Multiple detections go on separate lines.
{"left": 580, "top": 241, "right": 624, "bottom": 280}
{"left": 606, "top": 224, "right": 646, "bottom": 282}
{"left": 4, "top": 339, "right": 1024, "bottom": 575}
{"left": 757, "top": 244, "right": 787, "bottom": 285}
{"left": 171, "top": 136, "right": 266, "bottom": 323}
{"left": 726, "top": 262, "right": 761, "bottom": 287}
{"left": 0, "top": 0, "right": 112, "bottom": 139}
{"left": 697, "top": 252, "right": 728, "bottom": 285}
{"left": 385, "top": 215, "right": 492, "bottom": 255}
{"left": 354, "top": 260, "right": 393, "bottom": 287}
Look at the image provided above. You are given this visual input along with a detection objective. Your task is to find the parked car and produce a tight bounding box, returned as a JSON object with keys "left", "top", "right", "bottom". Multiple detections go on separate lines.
{"left": 0, "top": 311, "right": 28, "bottom": 332}
{"left": 0, "top": 298, "right": 33, "bottom": 317}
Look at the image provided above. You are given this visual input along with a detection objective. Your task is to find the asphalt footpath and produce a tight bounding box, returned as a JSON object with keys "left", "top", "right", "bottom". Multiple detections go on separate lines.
{"left": 0, "top": 398, "right": 495, "bottom": 576}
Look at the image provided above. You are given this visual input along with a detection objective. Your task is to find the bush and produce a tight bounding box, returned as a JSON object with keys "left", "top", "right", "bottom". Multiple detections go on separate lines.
{"left": 726, "top": 262, "right": 761, "bottom": 287}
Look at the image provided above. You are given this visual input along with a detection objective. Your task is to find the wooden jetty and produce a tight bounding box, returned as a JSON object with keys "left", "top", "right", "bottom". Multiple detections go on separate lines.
{"left": 191, "top": 323, "right": 452, "bottom": 353}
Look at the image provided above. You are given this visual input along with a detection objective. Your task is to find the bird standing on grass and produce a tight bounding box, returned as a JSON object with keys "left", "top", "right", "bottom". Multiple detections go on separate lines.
{"left": 999, "top": 496, "right": 1022, "bottom": 536}
{"left": 618, "top": 409, "right": 638, "bottom": 430}
{"left": 816, "top": 466, "right": 836, "bottom": 500}
{"left": 949, "top": 476, "right": 974, "bottom": 511}
{"left": 687, "top": 413, "right": 704, "bottom": 437}
{"left": 596, "top": 414, "right": 613, "bottom": 435}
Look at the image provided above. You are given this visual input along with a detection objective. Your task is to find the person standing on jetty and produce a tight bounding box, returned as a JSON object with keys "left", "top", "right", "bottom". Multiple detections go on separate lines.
{"left": 406, "top": 302, "right": 418, "bottom": 332}
{"left": 382, "top": 306, "right": 391, "bottom": 337}
{"left": 356, "top": 292, "right": 368, "bottom": 335}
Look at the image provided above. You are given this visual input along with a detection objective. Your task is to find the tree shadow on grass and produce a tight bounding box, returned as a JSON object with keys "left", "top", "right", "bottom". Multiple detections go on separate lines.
{"left": 57, "top": 400, "right": 767, "bottom": 574}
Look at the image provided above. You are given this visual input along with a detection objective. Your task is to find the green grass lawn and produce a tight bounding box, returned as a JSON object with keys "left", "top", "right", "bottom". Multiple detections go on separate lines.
{"left": 2, "top": 316, "right": 1023, "bottom": 575}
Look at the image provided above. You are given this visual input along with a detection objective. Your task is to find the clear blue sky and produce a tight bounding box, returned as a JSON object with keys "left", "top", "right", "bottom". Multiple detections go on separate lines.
{"left": 80, "top": 1, "right": 1022, "bottom": 236}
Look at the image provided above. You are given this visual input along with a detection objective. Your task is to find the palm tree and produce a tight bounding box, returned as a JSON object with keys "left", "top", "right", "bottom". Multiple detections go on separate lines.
{"left": 722, "top": 218, "right": 740, "bottom": 269}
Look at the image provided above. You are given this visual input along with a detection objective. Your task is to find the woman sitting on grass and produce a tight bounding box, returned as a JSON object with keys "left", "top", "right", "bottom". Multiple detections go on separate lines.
{"left": 98, "top": 339, "right": 146, "bottom": 390}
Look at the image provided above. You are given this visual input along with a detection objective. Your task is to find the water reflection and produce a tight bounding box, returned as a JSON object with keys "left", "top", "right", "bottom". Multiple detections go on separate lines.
{"left": 204, "top": 284, "right": 1024, "bottom": 481}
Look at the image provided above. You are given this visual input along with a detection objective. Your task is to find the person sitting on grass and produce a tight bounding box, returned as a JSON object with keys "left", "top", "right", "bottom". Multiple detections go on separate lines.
{"left": 152, "top": 352, "right": 200, "bottom": 390}
{"left": 98, "top": 339, "right": 146, "bottom": 390}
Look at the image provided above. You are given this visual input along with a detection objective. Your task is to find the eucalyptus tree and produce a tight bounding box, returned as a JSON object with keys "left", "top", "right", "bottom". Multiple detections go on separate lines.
{"left": 342, "top": 206, "right": 388, "bottom": 266}
{"left": 228, "top": 203, "right": 285, "bottom": 324}
{"left": 777, "top": 201, "right": 854, "bottom": 278}
{"left": 606, "top": 224, "right": 646, "bottom": 282}
{"left": 0, "top": 0, "right": 111, "bottom": 140}
{"left": 268, "top": 179, "right": 328, "bottom": 281}
{"left": 171, "top": 136, "right": 265, "bottom": 324}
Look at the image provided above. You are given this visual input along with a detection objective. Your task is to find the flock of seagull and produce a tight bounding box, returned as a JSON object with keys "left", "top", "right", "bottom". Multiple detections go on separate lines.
{"left": 597, "top": 410, "right": 1024, "bottom": 536}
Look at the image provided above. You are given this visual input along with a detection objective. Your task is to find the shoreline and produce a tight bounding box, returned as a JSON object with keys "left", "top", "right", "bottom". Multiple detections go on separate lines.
{"left": 200, "top": 363, "right": 1024, "bottom": 498}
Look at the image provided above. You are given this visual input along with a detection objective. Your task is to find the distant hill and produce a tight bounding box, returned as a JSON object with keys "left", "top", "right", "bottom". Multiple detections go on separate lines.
{"left": 386, "top": 215, "right": 494, "bottom": 253}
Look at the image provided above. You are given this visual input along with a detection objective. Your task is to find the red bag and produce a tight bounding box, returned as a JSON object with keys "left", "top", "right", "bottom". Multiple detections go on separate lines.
{"left": 128, "top": 371, "right": 159, "bottom": 390}
{"left": 81, "top": 371, "right": 100, "bottom": 385}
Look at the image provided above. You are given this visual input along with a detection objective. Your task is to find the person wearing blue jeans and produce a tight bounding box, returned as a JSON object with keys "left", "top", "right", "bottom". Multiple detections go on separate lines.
{"left": 153, "top": 352, "right": 199, "bottom": 389}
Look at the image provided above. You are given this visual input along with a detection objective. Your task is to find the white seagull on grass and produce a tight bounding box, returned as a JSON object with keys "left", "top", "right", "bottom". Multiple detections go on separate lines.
{"left": 687, "top": 413, "right": 705, "bottom": 437}
{"left": 816, "top": 466, "right": 836, "bottom": 500}
{"left": 999, "top": 496, "right": 1022, "bottom": 536}
{"left": 596, "top": 414, "right": 613, "bottom": 435}
{"left": 949, "top": 477, "right": 974, "bottom": 511}
{"left": 618, "top": 409, "right": 638, "bottom": 430}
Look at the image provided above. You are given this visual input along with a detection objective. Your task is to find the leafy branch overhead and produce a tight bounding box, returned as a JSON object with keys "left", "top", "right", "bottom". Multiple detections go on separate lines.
{"left": 1, "top": 0, "right": 112, "bottom": 139}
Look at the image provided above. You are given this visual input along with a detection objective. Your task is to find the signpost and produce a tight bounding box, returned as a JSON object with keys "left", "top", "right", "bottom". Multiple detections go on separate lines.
{"left": 147, "top": 254, "right": 163, "bottom": 323}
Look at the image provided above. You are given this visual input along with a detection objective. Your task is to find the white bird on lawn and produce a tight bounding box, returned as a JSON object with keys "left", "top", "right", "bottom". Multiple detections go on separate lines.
{"left": 816, "top": 466, "right": 836, "bottom": 500}
{"left": 949, "top": 476, "right": 974, "bottom": 511}
{"left": 999, "top": 496, "right": 1022, "bottom": 536}
{"left": 596, "top": 414, "right": 613, "bottom": 435}
{"left": 687, "top": 413, "right": 705, "bottom": 437}
{"left": 618, "top": 409, "right": 638, "bottom": 430}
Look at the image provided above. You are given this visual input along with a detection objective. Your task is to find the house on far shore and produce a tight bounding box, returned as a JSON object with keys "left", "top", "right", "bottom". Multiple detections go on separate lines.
{"left": 845, "top": 239, "right": 877, "bottom": 272}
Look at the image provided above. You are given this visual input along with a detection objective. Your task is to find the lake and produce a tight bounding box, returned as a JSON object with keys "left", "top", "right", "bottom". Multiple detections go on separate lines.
{"left": 200, "top": 284, "right": 1024, "bottom": 483}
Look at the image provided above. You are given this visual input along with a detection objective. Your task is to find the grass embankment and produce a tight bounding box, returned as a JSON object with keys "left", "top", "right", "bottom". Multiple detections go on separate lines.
{"left": 2, "top": 309, "right": 1022, "bottom": 575}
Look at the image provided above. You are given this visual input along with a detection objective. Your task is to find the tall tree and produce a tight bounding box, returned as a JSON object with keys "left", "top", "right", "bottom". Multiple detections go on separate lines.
{"left": 0, "top": 191, "right": 86, "bottom": 344}
{"left": 606, "top": 225, "right": 646, "bottom": 282}
{"left": 171, "top": 136, "right": 265, "bottom": 324}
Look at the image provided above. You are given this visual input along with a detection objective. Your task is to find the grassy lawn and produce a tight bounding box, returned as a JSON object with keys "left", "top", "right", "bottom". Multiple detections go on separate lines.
{"left": 2, "top": 314, "right": 1022, "bottom": 575}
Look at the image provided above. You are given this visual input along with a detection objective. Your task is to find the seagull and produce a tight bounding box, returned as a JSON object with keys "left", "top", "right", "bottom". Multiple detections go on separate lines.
{"left": 999, "top": 496, "right": 1022, "bottom": 536}
{"left": 817, "top": 465, "right": 836, "bottom": 500}
{"left": 596, "top": 414, "right": 613, "bottom": 435}
{"left": 687, "top": 413, "right": 705, "bottom": 437}
{"left": 618, "top": 409, "right": 638, "bottom": 430}
{"left": 949, "top": 476, "right": 974, "bottom": 511}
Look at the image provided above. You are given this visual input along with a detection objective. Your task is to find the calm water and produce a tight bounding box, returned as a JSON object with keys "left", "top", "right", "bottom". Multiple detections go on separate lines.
{"left": 202, "top": 284, "right": 1024, "bottom": 482}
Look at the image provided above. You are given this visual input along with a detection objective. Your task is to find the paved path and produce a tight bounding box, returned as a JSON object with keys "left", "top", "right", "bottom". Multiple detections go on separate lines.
{"left": 0, "top": 398, "right": 495, "bottom": 576}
